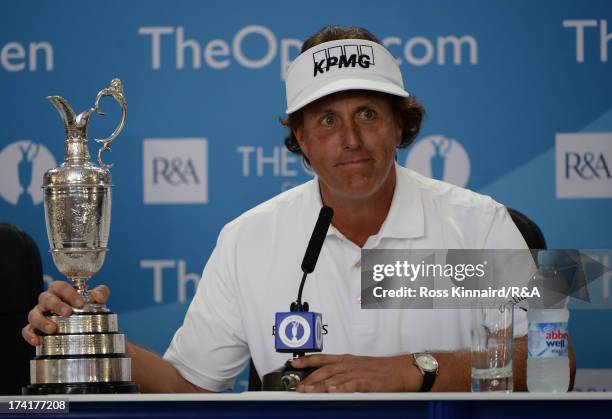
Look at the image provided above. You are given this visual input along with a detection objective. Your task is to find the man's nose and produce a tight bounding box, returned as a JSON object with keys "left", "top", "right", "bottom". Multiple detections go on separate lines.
{"left": 341, "top": 121, "right": 363, "bottom": 150}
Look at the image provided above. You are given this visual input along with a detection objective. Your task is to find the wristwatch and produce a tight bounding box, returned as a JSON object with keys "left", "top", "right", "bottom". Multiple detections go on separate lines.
{"left": 413, "top": 353, "right": 439, "bottom": 392}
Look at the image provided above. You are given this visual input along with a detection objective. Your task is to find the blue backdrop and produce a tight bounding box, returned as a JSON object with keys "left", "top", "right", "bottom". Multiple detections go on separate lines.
{"left": 1, "top": 0, "right": 611, "bottom": 392}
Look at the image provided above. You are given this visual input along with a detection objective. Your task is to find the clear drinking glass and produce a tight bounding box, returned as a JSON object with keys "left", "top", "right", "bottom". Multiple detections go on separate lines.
{"left": 471, "top": 303, "right": 514, "bottom": 392}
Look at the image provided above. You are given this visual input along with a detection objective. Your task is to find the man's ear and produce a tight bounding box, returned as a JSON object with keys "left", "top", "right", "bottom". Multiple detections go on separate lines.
{"left": 293, "top": 126, "right": 303, "bottom": 144}
{"left": 293, "top": 126, "right": 308, "bottom": 156}
{"left": 394, "top": 112, "right": 404, "bottom": 147}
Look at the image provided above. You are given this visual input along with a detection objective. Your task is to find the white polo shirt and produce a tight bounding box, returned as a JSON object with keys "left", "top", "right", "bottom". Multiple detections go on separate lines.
{"left": 164, "top": 164, "right": 529, "bottom": 392}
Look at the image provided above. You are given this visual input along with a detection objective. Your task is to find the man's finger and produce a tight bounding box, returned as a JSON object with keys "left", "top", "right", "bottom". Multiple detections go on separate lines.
{"left": 322, "top": 372, "right": 353, "bottom": 389}
{"left": 38, "top": 292, "right": 72, "bottom": 317}
{"left": 292, "top": 353, "right": 349, "bottom": 368}
{"left": 325, "top": 373, "right": 374, "bottom": 393}
{"left": 27, "top": 306, "right": 57, "bottom": 334}
{"left": 298, "top": 381, "right": 327, "bottom": 393}
{"left": 299, "top": 362, "right": 350, "bottom": 387}
{"left": 48, "top": 281, "right": 85, "bottom": 308}
{"left": 299, "top": 372, "right": 356, "bottom": 393}
{"left": 22, "top": 324, "right": 41, "bottom": 346}
{"left": 329, "top": 379, "right": 361, "bottom": 393}
{"left": 91, "top": 285, "right": 110, "bottom": 304}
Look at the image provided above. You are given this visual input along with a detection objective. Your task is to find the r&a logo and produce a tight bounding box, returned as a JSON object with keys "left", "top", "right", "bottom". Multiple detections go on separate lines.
{"left": 404, "top": 135, "right": 471, "bottom": 187}
{"left": 556, "top": 133, "right": 612, "bottom": 198}
{"left": 0, "top": 140, "right": 56, "bottom": 206}
{"left": 278, "top": 314, "right": 311, "bottom": 348}
{"left": 143, "top": 138, "right": 208, "bottom": 204}
{"left": 565, "top": 152, "right": 610, "bottom": 180}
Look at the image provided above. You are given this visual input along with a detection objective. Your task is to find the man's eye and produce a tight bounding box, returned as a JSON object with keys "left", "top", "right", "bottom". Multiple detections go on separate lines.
{"left": 321, "top": 115, "right": 335, "bottom": 126}
{"left": 361, "top": 109, "right": 376, "bottom": 120}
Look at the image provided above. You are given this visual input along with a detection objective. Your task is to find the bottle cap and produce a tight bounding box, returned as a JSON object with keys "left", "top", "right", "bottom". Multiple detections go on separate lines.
{"left": 537, "top": 249, "right": 560, "bottom": 267}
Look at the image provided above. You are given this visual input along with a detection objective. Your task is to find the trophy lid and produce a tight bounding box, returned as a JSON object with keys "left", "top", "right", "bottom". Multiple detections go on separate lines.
{"left": 42, "top": 79, "right": 126, "bottom": 189}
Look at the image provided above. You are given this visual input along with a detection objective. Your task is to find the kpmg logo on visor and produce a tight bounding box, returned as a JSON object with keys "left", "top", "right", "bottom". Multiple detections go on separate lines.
{"left": 312, "top": 44, "right": 374, "bottom": 77}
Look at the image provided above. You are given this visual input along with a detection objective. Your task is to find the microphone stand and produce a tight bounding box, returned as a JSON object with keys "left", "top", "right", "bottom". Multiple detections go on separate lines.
{"left": 261, "top": 207, "right": 333, "bottom": 391}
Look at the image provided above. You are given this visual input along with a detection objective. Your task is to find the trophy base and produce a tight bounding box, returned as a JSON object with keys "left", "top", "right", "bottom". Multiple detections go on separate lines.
{"left": 23, "top": 382, "right": 139, "bottom": 395}
{"left": 27, "top": 304, "right": 140, "bottom": 394}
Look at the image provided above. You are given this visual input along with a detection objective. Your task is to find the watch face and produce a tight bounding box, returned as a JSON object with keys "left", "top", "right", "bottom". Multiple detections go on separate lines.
{"left": 416, "top": 354, "right": 438, "bottom": 372}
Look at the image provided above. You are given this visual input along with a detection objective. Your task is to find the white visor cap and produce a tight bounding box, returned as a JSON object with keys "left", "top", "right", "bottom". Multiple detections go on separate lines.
{"left": 285, "top": 39, "right": 409, "bottom": 114}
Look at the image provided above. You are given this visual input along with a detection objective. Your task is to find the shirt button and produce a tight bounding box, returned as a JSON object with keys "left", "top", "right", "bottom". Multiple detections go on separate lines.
{"left": 354, "top": 260, "right": 361, "bottom": 269}
{"left": 357, "top": 296, "right": 362, "bottom": 304}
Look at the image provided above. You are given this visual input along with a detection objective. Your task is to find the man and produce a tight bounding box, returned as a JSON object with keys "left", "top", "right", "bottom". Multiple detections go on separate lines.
{"left": 22, "top": 26, "right": 574, "bottom": 393}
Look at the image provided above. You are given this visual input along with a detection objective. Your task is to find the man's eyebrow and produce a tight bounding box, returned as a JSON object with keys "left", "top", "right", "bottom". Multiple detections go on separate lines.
{"left": 312, "top": 107, "right": 336, "bottom": 116}
{"left": 353, "top": 103, "right": 379, "bottom": 114}
{"left": 311, "top": 100, "right": 379, "bottom": 116}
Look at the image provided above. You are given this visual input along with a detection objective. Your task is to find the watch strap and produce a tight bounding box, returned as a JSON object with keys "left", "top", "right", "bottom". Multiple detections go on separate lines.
{"left": 413, "top": 354, "right": 437, "bottom": 392}
{"left": 419, "top": 369, "right": 436, "bottom": 392}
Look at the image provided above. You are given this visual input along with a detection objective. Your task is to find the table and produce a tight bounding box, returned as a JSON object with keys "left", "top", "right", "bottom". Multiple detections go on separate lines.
{"left": 1, "top": 392, "right": 611, "bottom": 418}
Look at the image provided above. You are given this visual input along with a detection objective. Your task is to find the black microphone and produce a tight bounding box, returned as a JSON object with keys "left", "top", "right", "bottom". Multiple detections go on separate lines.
{"left": 293, "top": 206, "right": 333, "bottom": 311}
{"left": 301, "top": 206, "right": 334, "bottom": 274}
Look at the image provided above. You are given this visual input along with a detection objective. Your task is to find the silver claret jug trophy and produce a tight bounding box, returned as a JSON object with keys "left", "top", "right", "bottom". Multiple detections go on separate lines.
{"left": 23, "top": 79, "right": 139, "bottom": 394}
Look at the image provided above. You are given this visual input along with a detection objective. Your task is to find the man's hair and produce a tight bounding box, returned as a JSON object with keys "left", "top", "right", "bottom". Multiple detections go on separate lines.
{"left": 280, "top": 25, "right": 426, "bottom": 166}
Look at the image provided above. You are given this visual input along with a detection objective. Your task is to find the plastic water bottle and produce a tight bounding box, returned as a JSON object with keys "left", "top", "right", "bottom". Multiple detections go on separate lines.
{"left": 527, "top": 250, "right": 570, "bottom": 392}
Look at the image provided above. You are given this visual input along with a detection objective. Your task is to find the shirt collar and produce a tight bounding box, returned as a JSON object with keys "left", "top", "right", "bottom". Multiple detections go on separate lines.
{"left": 303, "top": 163, "right": 425, "bottom": 241}
{"left": 377, "top": 163, "right": 425, "bottom": 240}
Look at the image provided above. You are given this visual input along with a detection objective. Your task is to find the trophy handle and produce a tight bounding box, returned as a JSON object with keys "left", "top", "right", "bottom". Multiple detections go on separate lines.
{"left": 93, "top": 78, "right": 127, "bottom": 168}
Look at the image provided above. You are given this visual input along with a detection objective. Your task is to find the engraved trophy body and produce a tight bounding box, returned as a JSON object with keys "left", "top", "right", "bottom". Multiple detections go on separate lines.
{"left": 24, "top": 79, "right": 139, "bottom": 394}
